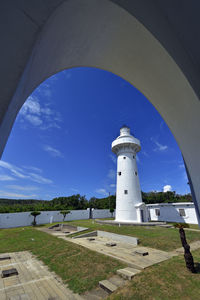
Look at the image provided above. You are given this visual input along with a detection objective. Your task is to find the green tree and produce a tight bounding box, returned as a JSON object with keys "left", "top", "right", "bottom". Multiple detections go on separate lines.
{"left": 60, "top": 210, "right": 70, "bottom": 222}
{"left": 30, "top": 211, "right": 41, "bottom": 226}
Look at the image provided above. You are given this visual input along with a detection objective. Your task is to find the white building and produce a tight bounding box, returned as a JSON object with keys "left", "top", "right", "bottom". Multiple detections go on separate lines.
{"left": 147, "top": 202, "right": 198, "bottom": 224}
{"left": 112, "top": 126, "right": 146, "bottom": 222}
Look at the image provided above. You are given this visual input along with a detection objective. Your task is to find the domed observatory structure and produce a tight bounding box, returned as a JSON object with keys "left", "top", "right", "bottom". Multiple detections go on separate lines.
{"left": 112, "top": 126, "right": 147, "bottom": 223}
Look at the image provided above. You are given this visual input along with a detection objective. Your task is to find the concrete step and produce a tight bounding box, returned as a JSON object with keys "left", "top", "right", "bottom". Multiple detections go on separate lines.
{"left": 117, "top": 267, "right": 141, "bottom": 280}
{"left": 99, "top": 279, "right": 118, "bottom": 293}
{"left": 109, "top": 275, "right": 126, "bottom": 288}
{"left": 83, "top": 287, "right": 109, "bottom": 300}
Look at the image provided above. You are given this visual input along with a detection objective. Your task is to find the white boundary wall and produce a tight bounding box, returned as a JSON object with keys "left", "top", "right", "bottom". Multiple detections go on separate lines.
{"left": 0, "top": 204, "right": 198, "bottom": 228}
{"left": 0, "top": 210, "right": 90, "bottom": 229}
{"left": 92, "top": 209, "right": 114, "bottom": 219}
{"left": 0, "top": 209, "right": 114, "bottom": 229}
{"left": 147, "top": 202, "right": 198, "bottom": 224}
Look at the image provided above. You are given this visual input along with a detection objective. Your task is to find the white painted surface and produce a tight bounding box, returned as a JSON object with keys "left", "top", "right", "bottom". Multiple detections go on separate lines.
{"left": 112, "top": 126, "right": 143, "bottom": 222}
{"left": 0, "top": 204, "right": 198, "bottom": 228}
{"left": 147, "top": 203, "right": 198, "bottom": 224}
{"left": 135, "top": 203, "right": 149, "bottom": 222}
{"left": 0, "top": 209, "right": 114, "bottom": 229}
{"left": 92, "top": 209, "right": 114, "bottom": 219}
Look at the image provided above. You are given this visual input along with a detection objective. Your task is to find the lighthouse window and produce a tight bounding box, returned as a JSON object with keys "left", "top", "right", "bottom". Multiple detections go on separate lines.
{"left": 118, "top": 172, "right": 121, "bottom": 176}
{"left": 155, "top": 209, "right": 160, "bottom": 216}
{"left": 123, "top": 157, "right": 126, "bottom": 159}
{"left": 179, "top": 209, "right": 186, "bottom": 217}
{"left": 124, "top": 190, "right": 128, "bottom": 194}
{"left": 135, "top": 171, "right": 137, "bottom": 176}
{"left": 133, "top": 156, "right": 135, "bottom": 159}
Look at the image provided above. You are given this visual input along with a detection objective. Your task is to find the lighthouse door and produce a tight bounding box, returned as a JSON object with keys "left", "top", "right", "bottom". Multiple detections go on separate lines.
{"left": 140, "top": 210, "right": 144, "bottom": 222}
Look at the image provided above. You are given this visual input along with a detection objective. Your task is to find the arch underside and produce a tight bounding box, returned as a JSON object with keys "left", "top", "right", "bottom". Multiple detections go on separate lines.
{"left": 1, "top": 0, "right": 200, "bottom": 223}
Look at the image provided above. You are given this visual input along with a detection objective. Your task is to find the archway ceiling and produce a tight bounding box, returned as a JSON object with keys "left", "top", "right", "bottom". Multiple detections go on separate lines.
{"left": 0, "top": 0, "right": 200, "bottom": 128}
{"left": 0, "top": 0, "right": 200, "bottom": 224}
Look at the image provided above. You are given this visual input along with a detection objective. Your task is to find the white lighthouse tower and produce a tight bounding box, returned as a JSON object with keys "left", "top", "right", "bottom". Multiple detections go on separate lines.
{"left": 112, "top": 126, "right": 145, "bottom": 223}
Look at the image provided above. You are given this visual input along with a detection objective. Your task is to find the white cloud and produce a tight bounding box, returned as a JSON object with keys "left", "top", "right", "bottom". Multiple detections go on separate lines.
{"left": 163, "top": 185, "right": 172, "bottom": 192}
{"left": 6, "top": 185, "right": 38, "bottom": 191}
{"left": 20, "top": 96, "right": 41, "bottom": 116}
{"left": 18, "top": 95, "right": 62, "bottom": 130}
{"left": 43, "top": 145, "right": 63, "bottom": 158}
{"left": 36, "top": 82, "right": 52, "bottom": 98}
{"left": 28, "top": 173, "right": 53, "bottom": 184}
{"left": 110, "top": 184, "right": 116, "bottom": 188}
{"left": 109, "top": 154, "right": 116, "bottom": 164}
{"left": 0, "top": 160, "right": 53, "bottom": 185}
{"left": 155, "top": 142, "right": 168, "bottom": 151}
{"left": 63, "top": 70, "right": 72, "bottom": 79}
{"left": 183, "top": 170, "right": 188, "bottom": 181}
{"left": 10, "top": 170, "right": 28, "bottom": 179}
{"left": 25, "top": 114, "right": 43, "bottom": 126}
{"left": 179, "top": 163, "right": 185, "bottom": 169}
{"left": 41, "top": 107, "right": 53, "bottom": 116}
{"left": 0, "top": 175, "right": 16, "bottom": 181}
{"left": 0, "top": 161, "right": 28, "bottom": 179}
{"left": 0, "top": 191, "right": 37, "bottom": 199}
{"left": 95, "top": 188, "right": 108, "bottom": 196}
{"left": 136, "top": 156, "right": 140, "bottom": 163}
{"left": 151, "top": 138, "right": 168, "bottom": 152}
{"left": 142, "top": 151, "right": 149, "bottom": 157}
{"left": 23, "top": 166, "right": 42, "bottom": 173}
{"left": 42, "top": 88, "right": 52, "bottom": 98}
{"left": 40, "top": 122, "right": 61, "bottom": 131}
{"left": 107, "top": 169, "right": 116, "bottom": 180}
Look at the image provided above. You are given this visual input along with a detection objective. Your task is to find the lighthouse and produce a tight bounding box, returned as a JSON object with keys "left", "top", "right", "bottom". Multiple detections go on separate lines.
{"left": 112, "top": 126, "right": 145, "bottom": 223}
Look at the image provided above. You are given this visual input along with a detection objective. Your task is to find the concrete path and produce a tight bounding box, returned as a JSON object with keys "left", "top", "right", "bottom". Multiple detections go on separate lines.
{"left": 0, "top": 251, "right": 83, "bottom": 300}
{"left": 61, "top": 235, "right": 174, "bottom": 270}
{"left": 37, "top": 226, "right": 200, "bottom": 299}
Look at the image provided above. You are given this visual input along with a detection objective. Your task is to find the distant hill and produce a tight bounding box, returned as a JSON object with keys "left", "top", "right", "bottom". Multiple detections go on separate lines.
{"left": 0, "top": 199, "right": 48, "bottom": 205}
{"left": 0, "top": 191, "right": 192, "bottom": 213}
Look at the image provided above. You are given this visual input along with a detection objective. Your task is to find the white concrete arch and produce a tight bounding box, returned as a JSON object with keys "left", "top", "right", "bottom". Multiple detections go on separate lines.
{"left": 1, "top": 0, "right": 200, "bottom": 222}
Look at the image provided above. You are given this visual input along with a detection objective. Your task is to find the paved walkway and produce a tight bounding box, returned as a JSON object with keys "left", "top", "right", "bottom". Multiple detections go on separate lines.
{"left": 61, "top": 235, "right": 174, "bottom": 270}
{"left": 36, "top": 226, "right": 200, "bottom": 299}
{"left": 38, "top": 225, "right": 200, "bottom": 270}
{"left": 0, "top": 251, "right": 82, "bottom": 300}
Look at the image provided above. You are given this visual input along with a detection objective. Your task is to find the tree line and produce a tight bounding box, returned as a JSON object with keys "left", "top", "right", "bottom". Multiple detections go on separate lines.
{"left": 0, "top": 191, "right": 192, "bottom": 213}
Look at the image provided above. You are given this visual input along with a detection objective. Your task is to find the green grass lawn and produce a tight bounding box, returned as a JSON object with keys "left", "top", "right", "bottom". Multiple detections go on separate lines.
{"left": 187, "top": 224, "right": 200, "bottom": 230}
{"left": 1, "top": 222, "right": 200, "bottom": 298}
{"left": 108, "top": 249, "right": 200, "bottom": 300}
{"left": 167, "top": 222, "right": 200, "bottom": 230}
{"left": 0, "top": 227, "right": 124, "bottom": 294}
{"left": 63, "top": 219, "right": 200, "bottom": 252}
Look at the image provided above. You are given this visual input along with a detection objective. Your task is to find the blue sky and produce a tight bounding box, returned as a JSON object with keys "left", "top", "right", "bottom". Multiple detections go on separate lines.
{"left": 0, "top": 67, "right": 189, "bottom": 200}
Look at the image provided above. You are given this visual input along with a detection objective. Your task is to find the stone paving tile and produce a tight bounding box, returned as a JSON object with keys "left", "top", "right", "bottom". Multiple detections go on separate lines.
{"left": 0, "top": 251, "right": 83, "bottom": 300}
{"left": 64, "top": 235, "right": 174, "bottom": 270}
{"left": 0, "top": 291, "right": 7, "bottom": 300}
